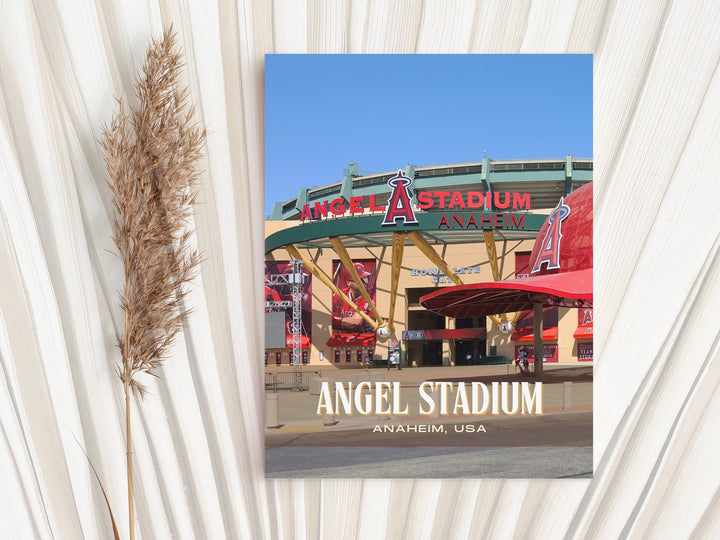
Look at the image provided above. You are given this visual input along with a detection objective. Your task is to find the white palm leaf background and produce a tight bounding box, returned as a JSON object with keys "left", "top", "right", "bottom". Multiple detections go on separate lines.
{"left": 2, "top": 1, "right": 720, "bottom": 538}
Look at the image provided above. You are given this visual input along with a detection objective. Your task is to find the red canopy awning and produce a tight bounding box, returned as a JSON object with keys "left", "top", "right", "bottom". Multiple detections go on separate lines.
{"left": 420, "top": 269, "right": 593, "bottom": 319}
{"left": 284, "top": 335, "right": 311, "bottom": 348}
{"left": 512, "top": 326, "right": 559, "bottom": 342}
{"left": 326, "top": 333, "right": 376, "bottom": 347}
{"left": 573, "top": 324, "right": 594, "bottom": 339}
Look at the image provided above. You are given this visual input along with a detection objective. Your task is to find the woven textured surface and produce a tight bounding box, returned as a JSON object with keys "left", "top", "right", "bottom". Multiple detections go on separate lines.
{"left": 1, "top": 1, "right": 719, "bottom": 538}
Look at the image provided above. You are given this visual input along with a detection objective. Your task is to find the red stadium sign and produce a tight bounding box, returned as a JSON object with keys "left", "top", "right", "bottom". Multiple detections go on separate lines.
{"left": 299, "top": 192, "right": 530, "bottom": 222}
{"left": 297, "top": 168, "right": 532, "bottom": 226}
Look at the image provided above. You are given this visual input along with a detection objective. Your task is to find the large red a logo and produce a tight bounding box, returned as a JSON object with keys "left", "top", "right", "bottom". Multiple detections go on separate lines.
{"left": 382, "top": 170, "right": 418, "bottom": 226}
{"left": 531, "top": 198, "right": 570, "bottom": 273}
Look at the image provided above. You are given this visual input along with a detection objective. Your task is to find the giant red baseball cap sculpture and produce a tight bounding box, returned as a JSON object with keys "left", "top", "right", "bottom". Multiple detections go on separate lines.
{"left": 420, "top": 182, "right": 593, "bottom": 319}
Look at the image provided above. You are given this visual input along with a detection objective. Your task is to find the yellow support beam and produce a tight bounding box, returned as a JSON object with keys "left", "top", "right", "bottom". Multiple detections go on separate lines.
{"left": 387, "top": 233, "right": 405, "bottom": 332}
{"left": 482, "top": 229, "right": 503, "bottom": 326}
{"left": 329, "top": 237, "right": 385, "bottom": 327}
{"left": 406, "top": 231, "right": 463, "bottom": 286}
{"left": 285, "top": 244, "right": 378, "bottom": 330}
{"left": 483, "top": 229, "right": 500, "bottom": 281}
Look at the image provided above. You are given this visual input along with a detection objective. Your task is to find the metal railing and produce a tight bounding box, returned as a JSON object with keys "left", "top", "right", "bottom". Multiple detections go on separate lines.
{"left": 265, "top": 371, "right": 321, "bottom": 392}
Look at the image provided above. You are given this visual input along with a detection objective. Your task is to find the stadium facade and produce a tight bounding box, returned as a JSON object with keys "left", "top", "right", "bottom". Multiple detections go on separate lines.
{"left": 265, "top": 156, "right": 592, "bottom": 369}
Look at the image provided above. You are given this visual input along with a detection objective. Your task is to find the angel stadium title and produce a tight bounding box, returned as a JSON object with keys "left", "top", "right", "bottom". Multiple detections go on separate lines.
{"left": 298, "top": 170, "right": 531, "bottom": 230}
{"left": 316, "top": 381, "right": 543, "bottom": 416}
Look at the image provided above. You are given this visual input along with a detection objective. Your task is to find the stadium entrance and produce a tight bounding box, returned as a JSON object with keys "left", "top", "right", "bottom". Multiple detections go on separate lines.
{"left": 265, "top": 158, "right": 592, "bottom": 369}
{"left": 455, "top": 339, "right": 487, "bottom": 365}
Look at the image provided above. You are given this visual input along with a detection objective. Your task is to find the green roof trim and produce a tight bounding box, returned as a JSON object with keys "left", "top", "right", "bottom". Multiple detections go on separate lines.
{"left": 294, "top": 187, "right": 308, "bottom": 212}
{"left": 481, "top": 156, "right": 491, "bottom": 192}
{"left": 270, "top": 201, "right": 284, "bottom": 220}
{"left": 265, "top": 211, "right": 547, "bottom": 254}
{"left": 405, "top": 164, "right": 417, "bottom": 205}
{"left": 340, "top": 172, "right": 353, "bottom": 201}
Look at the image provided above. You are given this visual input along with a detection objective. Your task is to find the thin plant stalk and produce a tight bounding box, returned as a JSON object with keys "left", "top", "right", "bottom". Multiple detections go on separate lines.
{"left": 124, "top": 236, "right": 134, "bottom": 540}
{"left": 124, "top": 312, "right": 133, "bottom": 540}
{"left": 101, "top": 26, "right": 204, "bottom": 540}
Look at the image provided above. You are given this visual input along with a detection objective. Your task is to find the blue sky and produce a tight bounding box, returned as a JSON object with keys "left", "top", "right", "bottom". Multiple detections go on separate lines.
{"left": 265, "top": 54, "right": 592, "bottom": 216}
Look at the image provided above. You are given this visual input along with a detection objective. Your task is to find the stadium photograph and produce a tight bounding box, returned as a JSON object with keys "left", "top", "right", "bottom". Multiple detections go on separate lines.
{"left": 264, "top": 54, "right": 593, "bottom": 478}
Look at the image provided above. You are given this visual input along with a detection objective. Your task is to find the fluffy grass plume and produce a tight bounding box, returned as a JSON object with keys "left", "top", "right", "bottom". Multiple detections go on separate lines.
{"left": 101, "top": 27, "right": 204, "bottom": 539}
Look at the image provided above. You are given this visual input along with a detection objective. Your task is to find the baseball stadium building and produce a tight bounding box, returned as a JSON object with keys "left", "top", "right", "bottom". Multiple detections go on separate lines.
{"left": 265, "top": 156, "right": 593, "bottom": 369}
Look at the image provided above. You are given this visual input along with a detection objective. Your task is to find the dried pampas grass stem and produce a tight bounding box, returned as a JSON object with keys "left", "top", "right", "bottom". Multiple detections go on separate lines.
{"left": 101, "top": 27, "right": 204, "bottom": 540}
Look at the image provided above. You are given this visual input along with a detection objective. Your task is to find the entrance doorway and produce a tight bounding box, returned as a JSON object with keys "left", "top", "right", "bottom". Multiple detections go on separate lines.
{"left": 455, "top": 339, "right": 486, "bottom": 365}
{"left": 422, "top": 342, "right": 443, "bottom": 366}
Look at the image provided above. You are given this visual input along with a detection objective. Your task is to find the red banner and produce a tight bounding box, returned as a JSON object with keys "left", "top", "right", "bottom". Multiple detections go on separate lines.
{"left": 515, "top": 251, "right": 531, "bottom": 279}
{"left": 578, "top": 342, "right": 593, "bottom": 361}
{"left": 574, "top": 308, "right": 594, "bottom": 338}
{"left": 402, "top": 328, "right": 487, "bottom": 340}
{"left": 329, "top": 259, "right": 377, "bottom": 346}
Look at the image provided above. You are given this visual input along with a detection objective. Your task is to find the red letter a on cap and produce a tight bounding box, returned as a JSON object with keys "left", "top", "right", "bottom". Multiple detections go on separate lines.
{"left": 382, "top": 170, "right": 418, "bottom": 226}
{"left": 531, "top": 199, "right": 570, "bottom": 273}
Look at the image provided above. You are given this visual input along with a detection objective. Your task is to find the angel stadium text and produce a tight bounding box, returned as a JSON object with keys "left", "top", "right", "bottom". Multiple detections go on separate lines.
{"left": 316, "top": 381, "right": 543, "bottom": 416}
{"left": 298, "top": 191, "right": 531, "bottom": 222}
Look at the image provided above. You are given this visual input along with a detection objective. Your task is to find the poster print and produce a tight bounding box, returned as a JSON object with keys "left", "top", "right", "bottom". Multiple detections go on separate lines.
{"left": 264, "top": 54, "right": 592, "bottom": 478}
